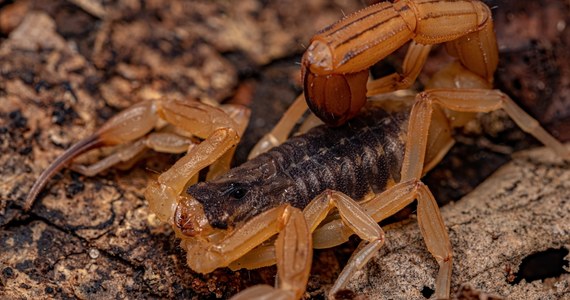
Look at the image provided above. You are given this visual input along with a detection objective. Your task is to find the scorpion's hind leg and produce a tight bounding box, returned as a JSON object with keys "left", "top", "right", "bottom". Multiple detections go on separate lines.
{"left": 145, "top": 101, "right": 247, "bottom": 222}
{"left": 366, "top": 41, "right": 432, "bottom": 96}
{"left": 413, "top": 88, "right": 570, "bottom": 161}
{"left": 310, "top": 182, "right": 452, "bottom": 299}
{"left": 24, "top": 100, "right": 160, "bottom": 211}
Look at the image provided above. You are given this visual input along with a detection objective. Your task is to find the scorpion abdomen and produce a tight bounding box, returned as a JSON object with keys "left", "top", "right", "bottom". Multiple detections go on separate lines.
{"left": 267, "top": 106, "right": 409, "bottom": 208}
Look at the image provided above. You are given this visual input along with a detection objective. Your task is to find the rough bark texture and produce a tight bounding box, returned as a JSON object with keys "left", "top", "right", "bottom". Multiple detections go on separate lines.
{"left": 0, "top": 0, "right": 569, "bottom": 299}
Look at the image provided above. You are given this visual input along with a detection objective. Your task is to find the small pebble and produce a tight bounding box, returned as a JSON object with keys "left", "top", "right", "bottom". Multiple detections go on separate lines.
{"left": 89, "top": 248, "right": 100, "bottom": 259}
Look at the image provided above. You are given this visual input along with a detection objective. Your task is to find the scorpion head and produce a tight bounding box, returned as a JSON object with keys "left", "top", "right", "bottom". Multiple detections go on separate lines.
{"left": 301, "top": 39, "right": 369, "bottom": 126}
{"left": 181, "top": 155, "right": 293, "bottom": 233}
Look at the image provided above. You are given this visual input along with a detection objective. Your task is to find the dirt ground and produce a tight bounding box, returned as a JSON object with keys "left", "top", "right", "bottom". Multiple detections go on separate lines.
{"left": 0, "top": 0, "right": 569, "bottom": 299}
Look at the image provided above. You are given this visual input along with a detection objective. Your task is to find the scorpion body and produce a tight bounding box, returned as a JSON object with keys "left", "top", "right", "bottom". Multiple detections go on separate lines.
{"left": 188, "top": 106, "right": 409, "bottom": 230}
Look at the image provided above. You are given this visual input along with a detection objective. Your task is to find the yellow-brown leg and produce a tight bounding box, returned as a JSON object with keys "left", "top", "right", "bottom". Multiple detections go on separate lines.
{"left": 248, "top": 94, "right": 308, "bottom": 159}
{"left": 407, "top": 89, "right": 570, "bottom": 163}
{"left": 70, "top": 132, "right": 195, "bottom": 176}
{"left": 173, "top": 204, "right": 310, "bottom": 300}
{"left": 230, "top": 206, "right": 311, "bottom": 300}
{"left": 229, "top": 190, "right": 385, "bottom": 298}
{"left": 366, "top": 41, "right": 432, "bottom": 95}
{"left": 304, "top": 190, "right": 386, "bottom": 298}
{"left": 311, "top": 180, "right": 452, "bottom": 299}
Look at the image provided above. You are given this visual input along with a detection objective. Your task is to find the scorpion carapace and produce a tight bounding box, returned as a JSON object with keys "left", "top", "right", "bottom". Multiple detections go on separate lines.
{"left": 185, "top": 106, "right": 408, "bottom": 231}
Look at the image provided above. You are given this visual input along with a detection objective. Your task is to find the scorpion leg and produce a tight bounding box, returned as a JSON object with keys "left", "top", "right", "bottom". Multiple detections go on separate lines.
{"left": 310, "top": 180, "right": 451, "bottom": 299}
{"left": 296, "top": 113, "right": 323, "bottom": 136}
{"left": 363, "top": 181, "right": 451, "bottom": 300}
{"left": 405, "top": 89, "right": 570, "bottom": 164}
{"left": 366, "top": 41, "right": 432, "bottom": 95}
{"left": 229, "top": 190, "right": 385, "bottom": 298}
{"left": 178, "top": 204, "right": 311, "bottom": 300}
{"left": 228, "top": 243, "right": 277, "bottom": 271}
{"left": 302, "top": 190, "right": 385, "bottom": 297}
{"left": 71, "top": 132, "right": 195, "bottom": 176}
{"left": 248, "top": 95, "right": 308, "bottom": 159}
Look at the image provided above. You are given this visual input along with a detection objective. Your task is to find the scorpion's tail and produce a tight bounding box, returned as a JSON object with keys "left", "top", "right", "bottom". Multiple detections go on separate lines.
{"left": 24, "top": 135, "right": 103, "bottom": 211}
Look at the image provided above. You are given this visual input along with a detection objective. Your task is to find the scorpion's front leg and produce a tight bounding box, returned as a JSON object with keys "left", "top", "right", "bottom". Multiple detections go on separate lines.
{"left": 229, "top": 206, "right": 311, "bottom": 300}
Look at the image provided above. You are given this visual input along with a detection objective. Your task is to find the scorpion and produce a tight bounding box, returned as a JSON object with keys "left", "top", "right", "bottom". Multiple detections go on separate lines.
{"left": 25, "top": 0, "right": 569, "bottom": 299}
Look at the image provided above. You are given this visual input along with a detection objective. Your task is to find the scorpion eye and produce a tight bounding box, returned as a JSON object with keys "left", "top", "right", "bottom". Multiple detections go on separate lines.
{"left": 228, "top": 186, "right": 248, "bottom": 200}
